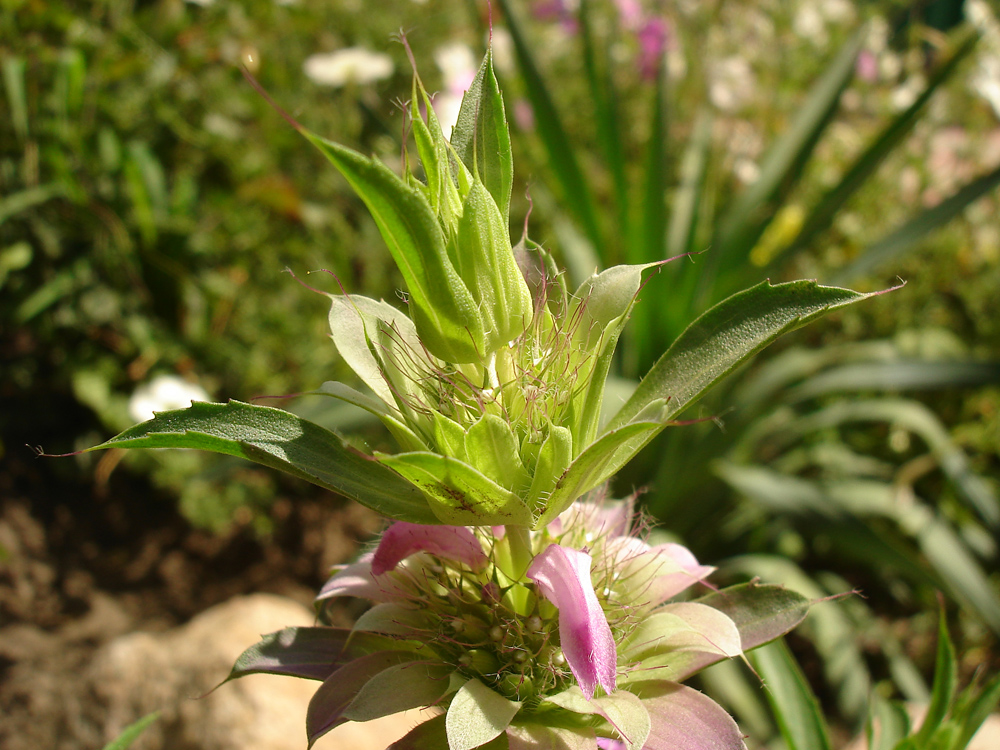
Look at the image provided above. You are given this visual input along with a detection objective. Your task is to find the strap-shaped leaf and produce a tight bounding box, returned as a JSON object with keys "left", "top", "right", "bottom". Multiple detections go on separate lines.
{"left": 607, "top": 280, "right": 883, "bottom": 431}
{"left": 88, "top": 400, "right": 438, "bottom": 524}
{"left": 451, "top": 48, "right": 513, "bottom": 220}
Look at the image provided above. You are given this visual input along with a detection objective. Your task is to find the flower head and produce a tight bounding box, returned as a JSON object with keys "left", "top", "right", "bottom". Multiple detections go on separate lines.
{"left": 228, "top": 497, "right": 809, "bottom": 749}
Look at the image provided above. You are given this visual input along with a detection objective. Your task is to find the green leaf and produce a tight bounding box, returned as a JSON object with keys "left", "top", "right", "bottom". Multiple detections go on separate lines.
{"left": 301, "top": 129, "right": 485, "bottom": 363}
{"left": 568, "top": 263, "right": 656, "bottom": 445}
{"left": 377, "top": 451, "right": 533, "bottom": 526}
{"left": 2, "top": 56, "right": 29, "bottom": 141}
{"left": 607, "top": 280, "right": 883, "bottom": 431}
{"left": 453, "top": 179, "right": 533, "bottom": 350}
{"left": 536, "top": 420, "right": 664, "bottom": 527}
{"left": 87, "top": 400, "right": 438, "bottom": 525}
{"left": 389, "top": 715, "right": 449, "bottom": 750}
{"left": 446, "top": 678, "right": 521, "bottom": 750}
{"left": 749, "top": 639, "right": 833, "bottom": 750}
{"left": 307, "top": 651, "right": 423, "bottom": 746}
{"left": 312, "top": 380, "right": 426, "bottom": 452}
{"left": 226, "top": 626, "right": 404, "bottom": 682}
{"left": 525, "top": 424, "right": 573, "bottom": 512}
{"left": 101, "top": 711, "right": 160, "bottom": 750}
{"left": 344, "top": 661, "right": 453, "bottom": 722}
{"left": 696, "top": 582, "right": 811, "bottom": 653}
{"left": 952, "top": 673, "right": 1000, "bottom": 750}
{"left": 913, "top": 610, "right": 958, "bottom": 746}
{"left": 867, "top": 696, "right": 910, "bottom": 750}
{"left": 451, "top": 48, "right": 514, "bottom": 219}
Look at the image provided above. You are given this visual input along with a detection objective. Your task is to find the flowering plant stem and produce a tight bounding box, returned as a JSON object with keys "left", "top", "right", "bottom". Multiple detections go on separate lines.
{"left": 76, "top": 42, "right": 892, "bottom": 750}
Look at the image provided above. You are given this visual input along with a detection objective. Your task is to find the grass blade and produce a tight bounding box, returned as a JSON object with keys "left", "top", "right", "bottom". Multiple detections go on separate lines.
{"left": 777, "top": 30, "right": 978, "bottom": 262}
{"left": 750, "top": 639, "right": 833, "bottom": 750}
{"left": 496, "top": 0, "right": 604, "bottom": 251}
{"left": 834, "top": 162, "right": 1000, "bottom": 283}
{"left": 711, "top": 27, "right": 865, "bottom": 283}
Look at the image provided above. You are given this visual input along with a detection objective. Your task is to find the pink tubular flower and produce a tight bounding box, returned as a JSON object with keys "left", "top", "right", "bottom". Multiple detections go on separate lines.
{"left": 230, "top": 497, "right": 807, "bottom": 749}
{"left": 528, "top": 544, "right": 617, "bottom": 699}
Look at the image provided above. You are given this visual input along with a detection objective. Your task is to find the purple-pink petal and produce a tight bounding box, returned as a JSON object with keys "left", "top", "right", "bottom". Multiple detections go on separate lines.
{"left": 317, "top": 552, "right": 392, "bottom": 603}
{"left": 371, "top": 522, "right": 487, "bottom": 576}
{"left": 611, "top": 539, "right": 715, "bottom": 607}
{"left": 528, "top": 544, "right": 617, "bottom": 700}
{"left": 634, "top": 681, "right": 747, "bottom": 750}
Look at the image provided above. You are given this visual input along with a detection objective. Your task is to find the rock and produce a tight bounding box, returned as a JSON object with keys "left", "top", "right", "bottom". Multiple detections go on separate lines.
{"left": 3, "top": 593, "right": 418, "bottom": 750}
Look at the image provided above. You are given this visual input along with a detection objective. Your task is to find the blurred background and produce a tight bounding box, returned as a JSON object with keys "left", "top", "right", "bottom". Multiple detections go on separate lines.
{"left": 2, "top": 0, "right": 998, "bottom": 748}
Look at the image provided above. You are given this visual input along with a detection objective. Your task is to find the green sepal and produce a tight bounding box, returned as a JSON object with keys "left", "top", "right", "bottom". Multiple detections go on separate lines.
{"left": 525, "top": 424, "right": 573, "bottom": 513}
{"left": 454, "top": 179, "right": 534, "bottom": 352}
{"left": 464, "top": 412, "right": 531, "bottom": 494}
{"left": 543, "top": 687, "right": 651, "bottom": 750}
{"left": 85, "top": 400, "right": 438, "bottom": 525}
{"left": 377, "top": 451, "right": 534, "bottom": 526}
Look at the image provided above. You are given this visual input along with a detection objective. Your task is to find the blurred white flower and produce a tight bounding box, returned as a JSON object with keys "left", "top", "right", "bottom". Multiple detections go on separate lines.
{"left": 129, "top": 375, "right": 211, "bottom": 424}
{"left": 709, "top": 56, "right": 755, "bottom": 111}
{"left": 303, "top": 47, "right": 394, "bottom": 87}
{"left": 433, "top": 42, "right": 477, "bottom": 137}
{"left": 967, "top": 0, "right": 1000, "bottom": 120}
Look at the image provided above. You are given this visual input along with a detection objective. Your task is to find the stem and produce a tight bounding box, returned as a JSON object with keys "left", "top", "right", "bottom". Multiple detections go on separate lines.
{"left": 505, "top": 524, "right": 534, "bottom": 580}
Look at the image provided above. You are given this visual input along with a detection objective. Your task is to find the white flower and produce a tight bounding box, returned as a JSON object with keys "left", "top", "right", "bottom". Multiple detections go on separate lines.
{"left": 129, "top": 375, "right": 211, "bottom": 423}
{"left": 303, "top": 47, "right": 394, "bottom": 87}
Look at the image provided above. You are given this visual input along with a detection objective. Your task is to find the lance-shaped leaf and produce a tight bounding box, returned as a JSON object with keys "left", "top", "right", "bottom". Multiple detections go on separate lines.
{"left": 630, "top": 681, "right": 747, "bottom": 750}
{"left": 301, "top": 129, "right": 485, "bottom": 363}
{"left": 451, "top": 47, "right": 513, "bottom": 220}
{"left": 544, "top": 687, "right": 651, "bottom": 750}
{"left": 378, "top": 451, "right": 534, "bottom": 526}
{"left": 225, "top": 626, "right": 406, "bottom": 682}
{"left": 85, "top": 400, "right": 439, "bottom": 525}
{"left": 307, "top": 650, "right": 425, "bottom": 746}
{"left": 696, "top": 582, "right": 811, "bottom": 654}
{"left": 607, "top": 280, "right": 886, "bottom": 431}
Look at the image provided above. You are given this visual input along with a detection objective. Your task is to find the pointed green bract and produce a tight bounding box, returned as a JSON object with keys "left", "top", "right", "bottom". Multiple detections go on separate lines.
{"left": 377, "top": 451, "right": 533, "bottom": 526}
{"left": 302, "top": 129, "right": 485, "bottom": 364}
{"left": 446, "top": 678, "right": 521, "bottom": 750}
{"left": 451, "top": 48, "right": 514, "bottom": 220}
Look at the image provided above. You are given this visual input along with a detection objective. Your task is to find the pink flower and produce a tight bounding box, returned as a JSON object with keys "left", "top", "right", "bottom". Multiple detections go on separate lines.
{"left": 528, "top": 544, "right": 617, "bottom": 699}
{"left": 231, "top": 497, "right": 807, "bottom": 749}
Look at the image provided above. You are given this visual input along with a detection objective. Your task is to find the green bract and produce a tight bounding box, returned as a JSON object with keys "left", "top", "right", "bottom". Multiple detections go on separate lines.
{"left": 83, "top": 49, "right": 884, "bottom": 528}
